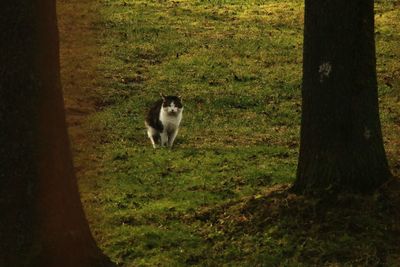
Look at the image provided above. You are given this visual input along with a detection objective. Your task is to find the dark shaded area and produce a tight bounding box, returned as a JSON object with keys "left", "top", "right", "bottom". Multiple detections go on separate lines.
{"left": 188, "top": 181, "right": 400, "bottom": 265}
{"left": 0, "top": 1, "right": 114, "bottom": 266}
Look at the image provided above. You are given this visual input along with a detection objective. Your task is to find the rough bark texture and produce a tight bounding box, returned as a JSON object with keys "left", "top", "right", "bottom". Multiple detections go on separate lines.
{"left": 0, "top": 1, "right": 114, "bottom": 266}
{"left": 293, "top": 0, "right": 392, "bottom": 194}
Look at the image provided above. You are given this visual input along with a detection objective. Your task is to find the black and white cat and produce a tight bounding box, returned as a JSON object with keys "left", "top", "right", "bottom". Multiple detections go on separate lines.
{"left": 145, "top": 94, "right": 183, "bottom": 148}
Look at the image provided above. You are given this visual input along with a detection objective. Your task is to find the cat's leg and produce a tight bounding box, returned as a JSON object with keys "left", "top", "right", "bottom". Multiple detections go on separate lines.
{"left": 152, "top": 134, "right": 161, "bottom": 148}
{"left": 160, "top": 131, "right": 168, "bottom": 147}
{"left": 167, "top": 129, "right": 179, "bottom": 148}
{"left": 149, "top": 137, "right": 156, "bottom": 148}
{"left": 146, "top": 125, "right": 158, "bottom": 148}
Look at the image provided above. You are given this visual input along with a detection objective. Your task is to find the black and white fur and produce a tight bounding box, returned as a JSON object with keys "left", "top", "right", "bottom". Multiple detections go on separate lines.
{"left": 145, "top": 94, "right": 183, "bottom": 148}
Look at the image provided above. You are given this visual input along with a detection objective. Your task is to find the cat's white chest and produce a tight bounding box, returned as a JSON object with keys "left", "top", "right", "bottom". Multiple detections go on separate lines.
{"left": 159, "top": 109, "right": 182, "bottom": 131}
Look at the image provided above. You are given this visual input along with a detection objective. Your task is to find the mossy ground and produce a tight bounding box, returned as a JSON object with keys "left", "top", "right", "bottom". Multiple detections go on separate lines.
{"left": 58, "top": 0, "right": 400, "bottom": 266}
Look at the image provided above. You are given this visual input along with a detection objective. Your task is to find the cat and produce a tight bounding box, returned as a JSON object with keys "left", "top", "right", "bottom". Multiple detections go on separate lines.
{"left": 145, "top": 93, "right": 183, "bottom": 148}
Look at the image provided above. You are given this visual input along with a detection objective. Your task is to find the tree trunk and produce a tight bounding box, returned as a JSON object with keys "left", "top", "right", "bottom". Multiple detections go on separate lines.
{"left": 0, "top": 1, "right": 114, "bottom": 266}
{"left": 293, "top": 0, "right": 392, "bottom": 194}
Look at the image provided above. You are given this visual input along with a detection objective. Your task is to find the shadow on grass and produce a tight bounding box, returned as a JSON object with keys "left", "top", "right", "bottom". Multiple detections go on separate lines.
{"left": 186, "top": 179, "right": 400, "bottom": 266}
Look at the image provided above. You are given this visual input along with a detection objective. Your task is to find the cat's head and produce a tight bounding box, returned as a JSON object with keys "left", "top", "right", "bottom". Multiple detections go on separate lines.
{"left": 160, "top": 93, "right": 183, "bottom": 115}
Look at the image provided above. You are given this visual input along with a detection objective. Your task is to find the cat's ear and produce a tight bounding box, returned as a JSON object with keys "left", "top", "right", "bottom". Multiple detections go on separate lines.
{"left": 160, "top": 92, "right": 166, "bottom": 101}
{"left": 178, "top": 95, "right": 182, "bottom": 101}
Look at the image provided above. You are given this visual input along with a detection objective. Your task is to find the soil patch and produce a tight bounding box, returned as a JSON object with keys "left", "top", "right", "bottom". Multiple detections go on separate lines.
{"left": 57, "top": 0, "right": 102, "bottom": 176}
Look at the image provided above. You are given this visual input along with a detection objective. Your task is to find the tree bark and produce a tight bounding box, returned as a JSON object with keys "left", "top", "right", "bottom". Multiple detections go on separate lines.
{"left": 0, "top": 1, "right": 114, "bottom": 266}
{"left": 293, "top": 0, "right": 392, "bottom": 194}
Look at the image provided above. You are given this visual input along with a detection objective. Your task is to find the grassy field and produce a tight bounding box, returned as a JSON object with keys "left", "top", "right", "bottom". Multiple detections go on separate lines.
{"left": 59, "top": 0, "right": 400, "bottom": 266}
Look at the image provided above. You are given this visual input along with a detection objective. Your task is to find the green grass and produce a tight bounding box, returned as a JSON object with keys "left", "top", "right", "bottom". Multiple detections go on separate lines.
{"left": 71, "top": 0, "right": 400, "bottom": 266}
